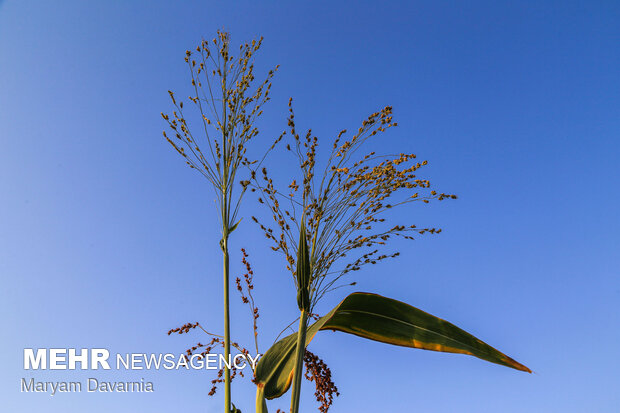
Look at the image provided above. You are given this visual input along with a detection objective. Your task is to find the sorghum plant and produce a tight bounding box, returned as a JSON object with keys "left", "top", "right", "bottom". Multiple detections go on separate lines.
{"left": 161, "top": 30, "right": 277, "bottom": 413}
{"left": 251, "top": 99, "right": 529, "bottom": 412}
{"left": 251, "top": 98, "right": 457, "bottom": 412}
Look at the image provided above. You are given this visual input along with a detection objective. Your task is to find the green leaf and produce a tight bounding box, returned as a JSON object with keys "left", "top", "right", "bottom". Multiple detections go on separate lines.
{"left": 255, "top": 292, "right": 530, "bottom": 400}
{"left": 296, "top": 220, "right": 311, "bottom": 311}
{"left": 229, "top": 218, "right": 242, "bottom": 234}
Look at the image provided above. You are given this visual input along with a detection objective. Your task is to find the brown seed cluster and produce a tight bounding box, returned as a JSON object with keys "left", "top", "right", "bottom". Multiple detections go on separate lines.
{"left": 167, "top": 321, "right": 200, "bottom": 335}
{"left": 187, "top": 336, "right": 247, "bottom": 397}
{"left": 167, "top": 319, "right": 255, "bottom": 397}
{"left": 251, "top": 98, "right": 457, "bottom": 309}
{"left": 161, "top": 30, "right": 278, "bottom": 231}
{"left": 235, "top": 248, "right": 260, "bottom": 354}
{"left": 201, "top": 339, "right": 253, "bottom": 397}
{"left": 303, "top": 350, "right": 339, "bottom": 413}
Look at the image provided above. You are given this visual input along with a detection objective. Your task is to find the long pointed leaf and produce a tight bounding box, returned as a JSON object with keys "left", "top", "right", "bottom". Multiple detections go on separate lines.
{"left": 255, "top": 292, "right": 530, "bottom": 400}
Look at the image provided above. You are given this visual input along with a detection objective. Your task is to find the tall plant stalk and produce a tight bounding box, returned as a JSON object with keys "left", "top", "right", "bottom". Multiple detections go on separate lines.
{"left": 221, "top": 234, "right": 231, "bottom": 411}
{"left": 162, "top": 31, "right": 277, "bottom": 413}
{"left": 220, "top": 62, "right": 232, "bottom": 409}
{"left": 290, "top": 220, "right": 311, "bottom": 413}
{"left": 290, "top": 309, "right": 308, "bottom": 413}
{"left": 252, "top": 98, "right": 457, "bottom": 411}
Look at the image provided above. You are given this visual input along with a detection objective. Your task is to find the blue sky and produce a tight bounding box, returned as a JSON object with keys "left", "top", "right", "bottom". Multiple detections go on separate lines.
{"left": 1, "top": 1, "right": 619, "bottom": 412}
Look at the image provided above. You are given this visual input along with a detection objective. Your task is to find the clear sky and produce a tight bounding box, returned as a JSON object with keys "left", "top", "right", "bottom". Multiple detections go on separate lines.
{"left": 1, "top": 1, "right": 619, "bottom": 412}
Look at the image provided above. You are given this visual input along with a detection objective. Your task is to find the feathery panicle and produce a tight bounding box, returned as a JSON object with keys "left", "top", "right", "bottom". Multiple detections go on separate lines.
{"left": 251, "top": 99, "right": 457, "bottom": 309}
{"left": 161, "top": 30, "right": 278, "bottom": 232}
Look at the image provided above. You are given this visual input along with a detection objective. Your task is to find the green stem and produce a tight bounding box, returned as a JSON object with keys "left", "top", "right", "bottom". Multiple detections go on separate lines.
{"left": 222, "top": 234, "right": 232, "bottom": 413}
{"left": 256, "top": 385, "right": 268, "bottom": 413}
{"left": 221, "top": 42, "right": 231, "bottom": 413}
{"left": 290, "top": 309, "right": 308, "bottom": 413}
